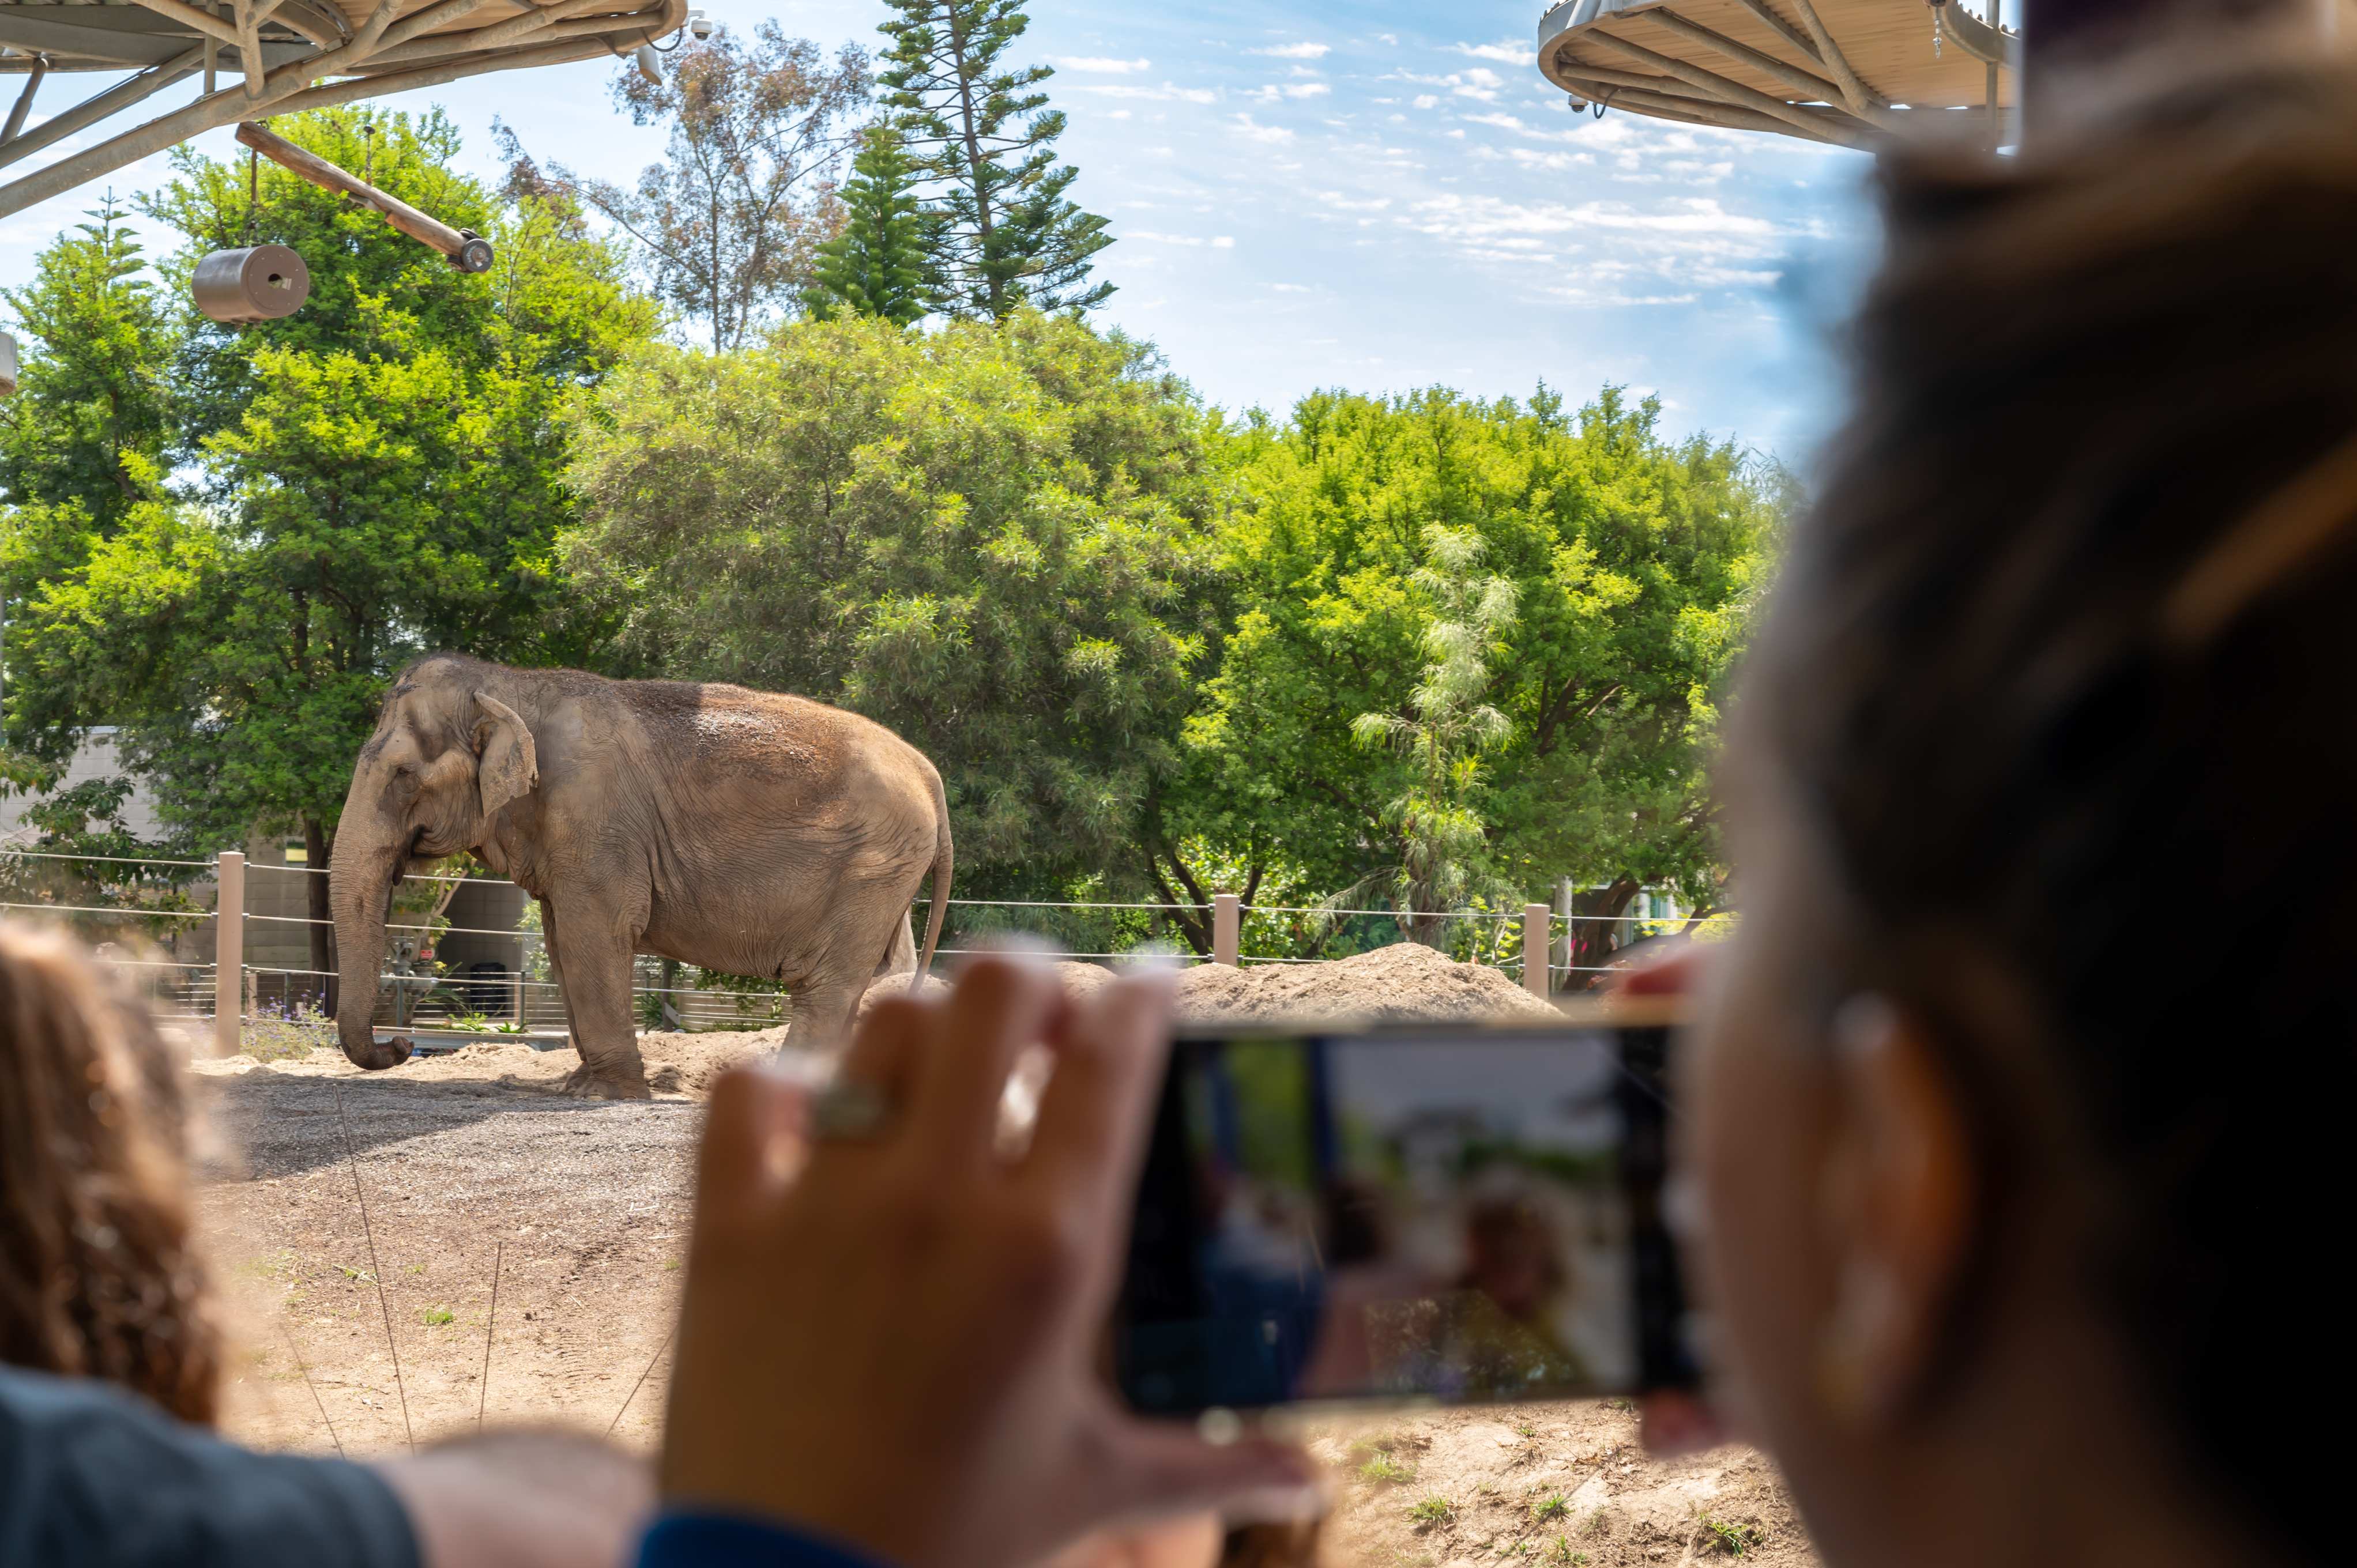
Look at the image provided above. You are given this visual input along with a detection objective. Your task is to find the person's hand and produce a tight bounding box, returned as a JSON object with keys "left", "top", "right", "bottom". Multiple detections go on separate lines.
{"left": 378, "top": 1430, "right": 653, "bottom": 1568}
{"left": 659, "top": 956, "right": 1320, "bottom": 1568}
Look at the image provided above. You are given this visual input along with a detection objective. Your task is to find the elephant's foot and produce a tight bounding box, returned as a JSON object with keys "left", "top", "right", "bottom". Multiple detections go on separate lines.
{"left": 559, "top": 1062, "right": 653, "bottom": 1100}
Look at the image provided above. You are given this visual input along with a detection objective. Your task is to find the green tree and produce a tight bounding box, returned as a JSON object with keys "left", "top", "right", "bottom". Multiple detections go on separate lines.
{"left": 499, "top": 24, "right": 869, "bottom": 349}
{"left": 0, "top": 195, "right": 174, "bottom": 541}
{"left": 0, "top": 197, "right": 180, "bottom": 747}
{"left": 5, "top": 110, "right": 658, "bottom": 981}
{"left": 1347, "top": 525, "right": 1520, "bottom": 946}
{"left": 808, "top": 125, "right": 935, "bottom": 325}
{"left": 1167, "top": 386, "right": 1782, "bottom": 970}
{"left": 559, "top": 312, "right": 1216, "bottom": 908}
{"left": 878, "top": 0, "right": 1113, "bottom": 320}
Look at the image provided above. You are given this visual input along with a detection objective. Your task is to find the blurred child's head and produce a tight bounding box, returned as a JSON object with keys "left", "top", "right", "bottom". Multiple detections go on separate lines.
{"left": 0, "top": 921, "right": 220, "bottom": 1423}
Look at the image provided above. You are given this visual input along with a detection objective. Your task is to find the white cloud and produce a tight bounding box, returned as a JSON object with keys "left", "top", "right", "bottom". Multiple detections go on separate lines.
{"left": 1272, "top": 282, "right": 1313, "bottom": 293}
{"left": 1455, "top": 41, "right": 1535, "bottom": 65}
{"left": 1074, "top": 82, "right": 1219, "bottom": 104}
{"left": 1128, "top": 230, "right": 1213, "bottom": 246}
{"left": 1052, "top": 56, "right": 1151, "bottom": 73}
{"left": 1229, "top": 113, "right": 1296, "bottom": 145}
{"left": 1248, "top": 81, "right": 1332, "bottom": 102}
{"left": 1316, "top": 191, "right": 1394, "bottom": 212}
{"left": 1401, "top": 68, "right": 1505, "bottom": 104}
{"left": 1251, "top": 42, "right": 1331, "bottom": 59}
{"left": 1413, "top": 94, "right": 1440, "bottom": 110}
{"left": 1213, "top": 236, "right": 1236, "bottom": 248}
{"left": 1375, "top": 33, "right": 1399, "bottom": 45}
{"left": 1503, "top": 147, "right": 1598, "bottom": 171}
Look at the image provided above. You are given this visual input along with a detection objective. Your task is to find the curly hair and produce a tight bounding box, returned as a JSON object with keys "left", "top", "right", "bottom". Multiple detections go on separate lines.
{"left": 0, "top": 921, "right": 221, "bottom": 1424}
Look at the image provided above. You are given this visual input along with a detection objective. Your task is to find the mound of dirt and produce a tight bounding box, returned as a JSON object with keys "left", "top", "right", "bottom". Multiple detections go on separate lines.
{"left": 861, "top": 942, "right": 1557, "bottom": 1031}
{"left": 1174, "top": 941, "right": 1558, "bottom": 1027}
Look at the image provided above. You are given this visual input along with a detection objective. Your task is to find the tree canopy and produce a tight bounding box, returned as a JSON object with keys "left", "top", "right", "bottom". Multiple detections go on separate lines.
{"left": 499, "top": 24, "right": 869, "bottom": 350}
{"left": 2, "top": 109, "right": 658, "bottom": 977}
{"left": 559, "top": 311, "right": 1217, "bottom": 898}
{"left": 1166, "top": 386, "right": 1782, "bottom": 956}
{"left": 807, "top": 125, "right": 935, "bottom": 326}
{"left": 878, "top": 0, "right": 1112, "bottom": 319}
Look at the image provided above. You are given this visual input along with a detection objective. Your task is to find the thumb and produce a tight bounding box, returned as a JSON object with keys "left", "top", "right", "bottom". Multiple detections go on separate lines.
{"left": 1087, "top": 1414, "right": 1325, "bottom": 1531}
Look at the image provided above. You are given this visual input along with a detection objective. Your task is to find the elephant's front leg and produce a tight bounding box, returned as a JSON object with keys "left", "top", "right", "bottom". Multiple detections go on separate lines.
{"left": 544, "top": 904, "right": 652, "bottom": 1099}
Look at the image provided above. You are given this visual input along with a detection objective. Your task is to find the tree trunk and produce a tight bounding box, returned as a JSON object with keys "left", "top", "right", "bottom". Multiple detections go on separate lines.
{"left": 1567, "top": 878, "right": 1643, "bottom": 990}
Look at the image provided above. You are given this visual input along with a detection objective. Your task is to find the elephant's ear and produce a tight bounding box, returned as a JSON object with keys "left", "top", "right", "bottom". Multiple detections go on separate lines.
{"left": 472, "top": 692, "right": 539, "bottom": 819}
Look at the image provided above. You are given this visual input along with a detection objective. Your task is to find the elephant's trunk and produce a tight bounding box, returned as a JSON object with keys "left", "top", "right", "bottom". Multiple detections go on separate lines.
{"left": 327, "top": 772, "right": 412, "bottom": 1072}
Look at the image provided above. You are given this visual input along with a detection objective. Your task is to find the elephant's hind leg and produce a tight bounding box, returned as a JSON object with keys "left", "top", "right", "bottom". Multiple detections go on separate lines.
{"left": 785, "top": 973, "right": 867, "bottom": 1059}
{"left": 874, "top": 913, "right": 917, "bottom": 979}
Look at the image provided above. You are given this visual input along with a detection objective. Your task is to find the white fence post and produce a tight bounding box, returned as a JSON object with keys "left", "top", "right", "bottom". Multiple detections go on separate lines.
{"left": 1213, "top": 894, "right": 1241, "bottom": 967}
{"left": 214, "top": 850, "right": 244, "bottom": 1057}
{"left": 1523, "top": 903, "right": 1552, "bottom": 998}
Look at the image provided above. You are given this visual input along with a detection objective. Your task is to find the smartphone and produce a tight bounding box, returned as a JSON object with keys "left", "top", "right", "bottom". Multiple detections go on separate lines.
{"left": 1113, "top": 1019, "right": 1699, "bottom": 1415}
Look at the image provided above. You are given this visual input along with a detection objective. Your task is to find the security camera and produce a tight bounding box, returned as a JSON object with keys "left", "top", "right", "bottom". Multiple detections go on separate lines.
{"left": 0, "top": 331, "right": 17, "bottom": 399}
{"left": 688, "top": 10, "right": 714, "bottom": 39}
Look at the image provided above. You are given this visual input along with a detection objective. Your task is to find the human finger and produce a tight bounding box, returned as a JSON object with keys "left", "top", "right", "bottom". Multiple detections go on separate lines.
{"left": 1022, "top": 970, "right": 1175, "bottom": 1236}
{"left": 835, "top": 993, "right": 929, "bottom": 1103}
{"left": 908, "top": 955, "right": 1063, "bottom": 1169}
{"left": 1637, "top": 1389, "right": 1726, "bottom": 1456}
{"left": 1082, "top": 1415, "right": 1322, "bottom": 1535}
{"left": 1617, "top": 945, "right": 1708, "bottom": 997}
{"left": 692, "top": 1066, "right": 808, "bottom": 1241}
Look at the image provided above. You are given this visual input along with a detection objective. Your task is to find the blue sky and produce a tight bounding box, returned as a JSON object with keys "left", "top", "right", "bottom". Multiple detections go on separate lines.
{"left": 0, "top": 0, "right": 1879, "bottom": 460}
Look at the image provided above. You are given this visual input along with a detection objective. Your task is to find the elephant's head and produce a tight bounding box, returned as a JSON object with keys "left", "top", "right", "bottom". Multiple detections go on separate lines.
{"left": 329, "top": 660, "right": 538, "bottom": 1071}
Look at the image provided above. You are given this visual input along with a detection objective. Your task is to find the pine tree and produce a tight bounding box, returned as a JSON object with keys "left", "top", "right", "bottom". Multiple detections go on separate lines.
{"left": 807, "top": 125, "right": 935, "bottom": 325}
{"left": 876, "top": 0, "right": 1113, "bottom": 321}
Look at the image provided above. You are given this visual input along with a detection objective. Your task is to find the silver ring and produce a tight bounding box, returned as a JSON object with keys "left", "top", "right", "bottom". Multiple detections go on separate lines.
{"left": 808, "top": 1079, "right": 894, "bottom": 1141}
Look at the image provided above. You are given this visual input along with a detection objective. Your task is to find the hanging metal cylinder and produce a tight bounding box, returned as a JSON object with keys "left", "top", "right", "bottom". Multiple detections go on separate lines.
{"left": 191, "top": 244, "right": 311, "bottom": 324}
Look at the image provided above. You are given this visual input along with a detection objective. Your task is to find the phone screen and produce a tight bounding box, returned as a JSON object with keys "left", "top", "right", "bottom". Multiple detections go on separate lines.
{"left": 1114, "top": 1023, "right": 1696, "bottom": 1415}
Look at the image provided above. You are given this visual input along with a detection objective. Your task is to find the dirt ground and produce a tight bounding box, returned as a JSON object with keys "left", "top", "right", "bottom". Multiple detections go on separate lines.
{"left": 187, "top": 944, "right": 1813, "bottom": 1565}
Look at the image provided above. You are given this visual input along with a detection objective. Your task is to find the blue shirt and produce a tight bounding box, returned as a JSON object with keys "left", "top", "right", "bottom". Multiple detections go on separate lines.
{"left": 0, "top": 1364, "right": 416, "bottom": 1567}
{"left": 637, "top": 1513, "right": 891, "bottom": 1568}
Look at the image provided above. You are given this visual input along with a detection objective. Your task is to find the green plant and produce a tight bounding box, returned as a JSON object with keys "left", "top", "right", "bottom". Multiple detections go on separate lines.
{"left": 1532, "top": 1494, "right": 1569, "bottom": 1522}
{"left": 1701, "top": 1518, "right": 1766, "bottom": 1556}
{"left": 1407, "top": 1496, "right": 1455, "bottom": 1528}
{"left": 1515, "top": 1421, "right": 1538, "bottom": 1438}
{"left": 420, "top": 1305, "right": 454, "bottom": 1326}
{"left": 1360, "top": 1452, "right": 1415, "bottom": 1484}
{"left": 1546, "top": 1541, "right": 1587, "bottom": 1566}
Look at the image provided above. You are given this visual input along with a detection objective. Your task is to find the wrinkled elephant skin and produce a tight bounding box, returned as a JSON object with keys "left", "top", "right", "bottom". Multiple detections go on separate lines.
{"left": 327, "top": 655, "right": 952, "bottom": 1094}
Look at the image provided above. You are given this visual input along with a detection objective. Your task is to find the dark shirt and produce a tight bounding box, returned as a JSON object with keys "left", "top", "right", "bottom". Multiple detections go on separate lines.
{"left": 0, "top": 1365, "right": 416, "bottom": 1568}
{"left": 637, "top": 1513, "right": 890, "bottom": 1567}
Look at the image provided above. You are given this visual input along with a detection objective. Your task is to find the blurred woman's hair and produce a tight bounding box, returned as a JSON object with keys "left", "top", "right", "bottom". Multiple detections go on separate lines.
{"left": 1743, "top": 52, "right": 2357, "bottom": 1567}
{"left": 0, "top": 921, "right": 220, "bottom": 1423}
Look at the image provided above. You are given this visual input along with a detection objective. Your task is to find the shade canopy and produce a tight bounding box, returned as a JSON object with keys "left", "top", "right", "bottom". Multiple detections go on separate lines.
{"left": 1535, "top": 0, "right": 2017, "bottom": 149}
{"left": 1, "top": 0, "right": 685, "bottom": 218}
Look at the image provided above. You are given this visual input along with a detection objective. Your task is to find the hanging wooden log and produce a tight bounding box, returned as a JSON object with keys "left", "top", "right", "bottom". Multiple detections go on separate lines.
{"left": 191, "top": 243, "right": 310, "bottom": 323}
{"left": 234, "top": 118, "right": 494, "bottom": 272}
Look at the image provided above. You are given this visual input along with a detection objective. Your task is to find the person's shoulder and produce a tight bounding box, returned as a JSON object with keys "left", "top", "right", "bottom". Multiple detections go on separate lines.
{"left": 0, "top": 1364, "right": 417, "bottom": 1568}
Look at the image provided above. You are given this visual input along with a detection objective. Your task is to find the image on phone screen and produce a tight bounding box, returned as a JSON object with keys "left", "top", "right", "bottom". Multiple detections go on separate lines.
{"left": 1116, "top": 1026, "right": 1692, "bottom": 1416}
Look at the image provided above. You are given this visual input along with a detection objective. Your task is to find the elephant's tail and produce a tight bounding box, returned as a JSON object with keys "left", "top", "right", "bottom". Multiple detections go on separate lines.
{"left": 916, "top": 764, "right": 953, "bottom": 982}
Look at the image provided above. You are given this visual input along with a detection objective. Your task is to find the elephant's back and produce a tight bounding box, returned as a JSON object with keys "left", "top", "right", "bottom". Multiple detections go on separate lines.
{"left": 622, "top": 679, "right": 936, "bottom": 818}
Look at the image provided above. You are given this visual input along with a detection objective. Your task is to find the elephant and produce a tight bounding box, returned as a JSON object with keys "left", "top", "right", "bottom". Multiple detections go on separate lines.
{"left": 327, "top": 654, "right": 952, "bottom": 1096}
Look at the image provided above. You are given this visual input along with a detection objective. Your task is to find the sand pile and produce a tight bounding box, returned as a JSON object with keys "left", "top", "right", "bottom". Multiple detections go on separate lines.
{"left": 861, "top": 942, "right": 1556, "bottom": 1029}
{"left": 1172, "top": 941, "right": 1557, "bottom": 1026}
